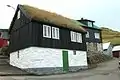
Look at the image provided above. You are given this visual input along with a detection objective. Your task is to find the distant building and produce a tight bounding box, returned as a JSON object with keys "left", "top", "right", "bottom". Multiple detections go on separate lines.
{"left": 112, "top": 45, "right": 120, "bottom": 58}
{"left": 0, "top": 29, "right": 9, "bottom": 48}
{"left": 77, "top": 18, "right": 103, "bottom": 53}
{"left": 103, "top": 42, "right": 113, "bottom": 57}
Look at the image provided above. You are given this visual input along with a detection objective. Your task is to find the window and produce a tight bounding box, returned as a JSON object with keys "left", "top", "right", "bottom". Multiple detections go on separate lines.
{"left": 17, "top": 10, "right": 20, "bottom": 19}
{"left": 73, "top": 50, "right": 76, "bottom": 55}
{"left": 17, "top": 51, "right": 19, "bottom": 58}
{"left": 43, "top": 25, "right": 51, "bottom": 38}
{"left": 52, "top": 27, "right": 59, "bottom": 39}
{"left": 88, "top": 22, "right": 92, "bottom": 27}
{"left": 0, "top": 32, "right": 3, "bottom": 38}
{"left": 71, "top": 31, "right": 82, "bottom": 43}
{"left": 77, "top": 33, "right": 82, "bottom": 43}
{"left": 86, "top": 31, "right": 89, "bottom": 38}
{"left": 71, "top": 31, "right": 76, "bottom": 42}
{"left": 94, "top": 33, "right": 100, "bottom": 39}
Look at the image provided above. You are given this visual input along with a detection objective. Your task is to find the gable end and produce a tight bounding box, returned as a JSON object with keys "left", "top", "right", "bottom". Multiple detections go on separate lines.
{"left": 9, "top": 4, "right": 31, "bottom": 34}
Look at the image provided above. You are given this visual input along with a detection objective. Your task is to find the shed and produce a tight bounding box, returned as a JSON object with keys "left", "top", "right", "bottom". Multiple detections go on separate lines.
{"left": 103, "top": 42, "right": 113, "bottom": 57}
{"left": 112, "top": 45, "right": 120, "bottom": 58}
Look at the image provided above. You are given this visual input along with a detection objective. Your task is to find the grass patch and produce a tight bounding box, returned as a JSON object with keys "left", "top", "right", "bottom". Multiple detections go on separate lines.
{"left": 101, "top": 27, "right": 120, "bottom": 45}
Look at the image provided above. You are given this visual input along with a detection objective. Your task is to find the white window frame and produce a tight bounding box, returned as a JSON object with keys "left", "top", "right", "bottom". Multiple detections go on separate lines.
{"left": 70, "top": 31, "right": 82, "bottom": 43}
{"left": 77, "top": 33, "right": 82, "bottom": 43}
{"left": 17, "top": 10, "right": 20, "bottom": 19}
{"left": 94, "top": 33, "right": 100, "bottom": 39}
{"left": 88, "top": 22, "right": 92, "bottom": 27}
{"left": 52, "top": 27, "right": 59, "bottom": 39}
{"left": 43, "top": 25, "right": 51, "bottom": 38}
{"left": 86, "top": 31, "right": 89, "bottom": 38}
{"left": 71, "top": 31, "right": 76, "bottom": 42}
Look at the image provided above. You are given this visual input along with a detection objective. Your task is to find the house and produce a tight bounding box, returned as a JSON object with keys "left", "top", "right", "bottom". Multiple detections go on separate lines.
{"left": 77, "top": 18, "right": 103, "bottom": 53}
{"left": 103, "top": 42, "right": 113, "bottom": 57}
{"left": 8, "top": 4, "right": 88, "bottom": 75}
{"left": 112, "top": 45, "right": 120, "bottom": 58}
{"left": 0, "top": 29, "right": 9, "bottom": 48}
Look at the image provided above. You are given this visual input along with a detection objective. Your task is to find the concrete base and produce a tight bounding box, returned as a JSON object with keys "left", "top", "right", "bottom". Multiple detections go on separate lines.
{"left": 24, "top": 66, "right": 88, "bottom": 75}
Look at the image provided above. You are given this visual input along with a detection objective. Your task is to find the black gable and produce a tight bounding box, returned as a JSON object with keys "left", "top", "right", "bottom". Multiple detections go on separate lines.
{"left": 9, "top": 4, "right": 31, "bottom": 34}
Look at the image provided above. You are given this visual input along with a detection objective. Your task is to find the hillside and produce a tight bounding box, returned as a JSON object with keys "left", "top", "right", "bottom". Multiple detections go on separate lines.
{"left": 101, "top": 27, "right": 120, "bottom": 45}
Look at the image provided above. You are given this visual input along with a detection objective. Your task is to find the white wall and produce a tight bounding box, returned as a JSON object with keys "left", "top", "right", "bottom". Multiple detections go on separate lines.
{"left": 10, "top": 47, "right": 87, "bottom": 69}
{"left": 68, "top": 51, "right": 87, "bottom": 66}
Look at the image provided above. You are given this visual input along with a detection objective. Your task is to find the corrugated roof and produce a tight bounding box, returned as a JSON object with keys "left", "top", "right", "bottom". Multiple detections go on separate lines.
{"left": 112, "top": 45, "right": 120, "bottom": 51}
{"left": 21, "top": 5, "right": 86, "bottom": 32}
{"left": 103, "top": 42, "right": 111, "bottom": 50}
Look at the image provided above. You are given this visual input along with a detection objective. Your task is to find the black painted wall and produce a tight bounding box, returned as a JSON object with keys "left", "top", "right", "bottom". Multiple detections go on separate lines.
{"left": 77, "top": 20, "right": 102, "bottom": 43}
{"left": 31, "top": 22, "right": 86, "bottom": 51}
{"left": 85, "top": 27, "right": 102, "bottom": 43}
{"left": 9, "top": 10, "right": 87, "bottom": 53}
{"left": 9, "top": 9, "right": 31, "bottom": 52}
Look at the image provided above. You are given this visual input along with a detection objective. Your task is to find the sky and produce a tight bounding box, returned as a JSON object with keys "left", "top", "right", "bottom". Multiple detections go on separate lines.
{"left": 1, "top": 0, "right": 120, "bottom": 31}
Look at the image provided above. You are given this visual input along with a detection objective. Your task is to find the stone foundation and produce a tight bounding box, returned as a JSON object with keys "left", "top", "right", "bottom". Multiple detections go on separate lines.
{"left": 23, "top": 66, "right": 88, "bottom": 75}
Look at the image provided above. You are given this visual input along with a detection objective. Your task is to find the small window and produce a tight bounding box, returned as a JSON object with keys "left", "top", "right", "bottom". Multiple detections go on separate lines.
{"left": 88, "top": 22, "right": 92, "bottom": 27}
{"left": 52, "top": 27, "right": 59, "bottom": 39}
{"left": 94, "top": 33, "right": 100, "bottom": 39}
{"left": 86, "top": 31, "right": 89, "bottom": 38}
{"left": 77, "top": 33, "right": 82, "bottom": 43}
{"left": 17, "top": 10, "right": 20, "bottom": 19}
{"left": 17, "top": 51, "right": 19, "bottom": 58}
{"left": 71, "top": 31, "right": 82, "bottom": 43}
{"left": 43, "top": 25, "right": 51, "bottom": 38}
{"left": 71, "top": 31, "right": 76, "bottom": 42}
{"left": 73, "top": 50, "right": 76, "bottom": 55}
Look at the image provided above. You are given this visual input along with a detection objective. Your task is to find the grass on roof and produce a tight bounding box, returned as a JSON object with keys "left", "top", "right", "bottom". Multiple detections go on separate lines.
{"left": 21, "top": 5, "right": 86, "bottom": 32}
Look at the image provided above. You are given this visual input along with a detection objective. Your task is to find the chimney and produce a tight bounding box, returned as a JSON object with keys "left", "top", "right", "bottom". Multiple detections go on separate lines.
{"left": 81, "top": 18, "right": 84, "bottom": 20}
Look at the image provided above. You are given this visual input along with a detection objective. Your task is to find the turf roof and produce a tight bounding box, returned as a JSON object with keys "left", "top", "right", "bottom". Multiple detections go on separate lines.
{"left": 21, "top": 5, "right": 86, "bottom": 32}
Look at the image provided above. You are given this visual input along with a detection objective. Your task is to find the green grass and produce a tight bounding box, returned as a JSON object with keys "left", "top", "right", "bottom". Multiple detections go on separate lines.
{"left": 101, "top": 27, "right": 120, "bottom": 45}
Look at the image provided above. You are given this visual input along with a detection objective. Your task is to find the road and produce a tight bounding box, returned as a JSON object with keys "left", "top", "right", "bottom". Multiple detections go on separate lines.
{"left": 0, "top": 58, "right": 119, "bottom": 80}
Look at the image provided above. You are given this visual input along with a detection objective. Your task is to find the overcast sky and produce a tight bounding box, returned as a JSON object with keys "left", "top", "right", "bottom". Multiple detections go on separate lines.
{"left": 1, "top": 0, "right": 120, "bottom": 31}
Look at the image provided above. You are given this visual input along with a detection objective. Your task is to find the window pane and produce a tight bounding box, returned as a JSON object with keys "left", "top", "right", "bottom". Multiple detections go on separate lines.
{"left": 74, "top": 32, "right": 76, "bottom": 42}
{"left": 44, "top": 26, "right": 47, "bottom": 36}
{"left": 47, "top": 26, "right": 51, "bottom": 38}
{"left": 52, "top": 27, "right": 56, "bottom": 38}
{"left": 77, "top": 33, "right": 82, "bottom": 43}
{"left": 71, "top": 31, "right": 76, "bottom": 42}
{"left": 88, "top": 22, "right": 92, "bottom": 27}
{"left": 95, "top": 33, "right": 100, "bottom": 39}
{"left": 56, "top": 28, "right": 59, "bottom": 39}
{"left": 86, "top": 31, "right": 89, "bottom": 38}
{"left": 43, "top": 25, "right": 47, "bottom": 37}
